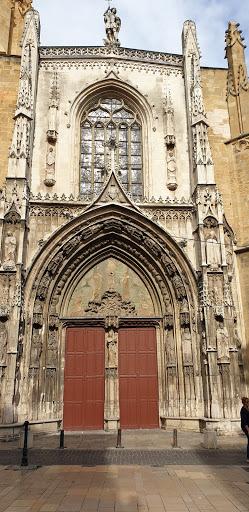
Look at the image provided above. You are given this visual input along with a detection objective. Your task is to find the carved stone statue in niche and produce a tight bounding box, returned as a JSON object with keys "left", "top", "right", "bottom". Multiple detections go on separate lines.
{"left": 107, "top": 329, "right": 118, "bottom": 368}
{"left": 3, "top": 231, "right": 17, "bottom": 271}
{"left": 201, "top": 331, "right": 207, "bottom": 360}
{"left": 47, "top": 251, "right": 64, "bottom": 276}
{"left": 104, "top": 6, "right": 121, "bottom": 47}
{"left": 165, "top": 328, "right": 176, "bottom": 365}
{"left": 205, "top": 229, "right": 221, "bottom": 270}
{"left": 232, "top": 322, "right": 243, "bottom": 364}
{"left": 163, "top": 91, "right": 178, "bottom": 191}
{"left": 229, "top": 318, "right": 241, "bottom": 351}
{"left": 37, "top": 273, "right": 50, "bottom": 300}
{"left": 33, "top": 300, "right": 43, "bottom": 327}
{"left": 172, "top": 274, "right": 185, "bottom": 299}
{"left": 182, "top": 327, "right": 193, "bottom": 364}
{"left": 30, "top": 329, "right": 42, "bottom": 366}
{"left": 44, "top": 146, "right": 56, "bottom": 187}
{"left": 216, "top": 321, "right": 230, "bottom": 361}
{"left": 47, "top": 146, "right": 55, "bottom": 168}
{"left": 47, "top": 330, "right": 57, "bottom": 367}
{"left": 0, "top": 322, "right": 8, "bottom": 365}
{"left": 224, "top": 231, "right": 233, "bottom": 277}
{"left": 180, "top": 298, "right": 190, "bottom": 325}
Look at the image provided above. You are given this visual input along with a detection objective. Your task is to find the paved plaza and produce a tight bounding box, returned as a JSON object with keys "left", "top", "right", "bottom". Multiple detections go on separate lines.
{"left": 0, "top": 431, "right": 249, "bottom": 511}
{"left": 0, "top": 463, "right": 249, "bottom": 512}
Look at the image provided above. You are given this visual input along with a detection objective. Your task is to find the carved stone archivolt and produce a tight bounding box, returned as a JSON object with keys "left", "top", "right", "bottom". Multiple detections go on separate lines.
{"left": 29, "top": 209, "right": 196, "bottom": 316}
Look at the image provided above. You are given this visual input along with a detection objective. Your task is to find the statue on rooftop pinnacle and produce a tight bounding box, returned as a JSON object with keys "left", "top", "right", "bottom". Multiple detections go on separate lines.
{"left": 104, "top": 2, "right": 121, "bottom": 47}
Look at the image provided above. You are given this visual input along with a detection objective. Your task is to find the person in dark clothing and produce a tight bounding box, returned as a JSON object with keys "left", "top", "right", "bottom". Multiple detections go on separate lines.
{"left": 240, "top": 397, "right": 249, "bottom": 462}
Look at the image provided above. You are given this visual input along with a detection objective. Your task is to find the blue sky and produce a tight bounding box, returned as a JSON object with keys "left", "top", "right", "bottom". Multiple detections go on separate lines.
{"left": 33, "top": 0, "right": 249, "bottom": 68}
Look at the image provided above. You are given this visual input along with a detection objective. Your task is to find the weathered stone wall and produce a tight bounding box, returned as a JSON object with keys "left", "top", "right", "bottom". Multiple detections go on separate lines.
{"left": 0, "top": 0, "right": 12, "bottom": 54}
{"left": 0, "top": 56, "right": 20, "bottom": 187}
{"left": 201, "top": 68, "right": 233, "bottom": 224}
{"left": 32, "top": 60, "right": 190, "bottom": 201}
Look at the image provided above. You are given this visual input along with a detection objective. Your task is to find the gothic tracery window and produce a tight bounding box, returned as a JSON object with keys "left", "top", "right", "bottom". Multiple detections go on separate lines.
{"left": 80, "top": 98, "right": 143, "bottom": 199}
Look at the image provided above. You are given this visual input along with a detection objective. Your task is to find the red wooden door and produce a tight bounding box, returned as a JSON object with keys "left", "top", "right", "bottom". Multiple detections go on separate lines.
{"left": 63, "top": 328, "right": 105, "bottom": 430}
{"left": 119, "top": 327, "right": 159, "bottom": 429}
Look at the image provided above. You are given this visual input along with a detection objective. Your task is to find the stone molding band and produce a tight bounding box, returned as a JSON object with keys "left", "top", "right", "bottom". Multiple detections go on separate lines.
{"left": 39, "top": 46, "right": 183, "bottom": 67}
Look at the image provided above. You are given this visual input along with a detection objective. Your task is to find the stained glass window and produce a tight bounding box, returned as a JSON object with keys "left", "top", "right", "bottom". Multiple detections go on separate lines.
{"left": 80, "top": 98, "right": 143, "bottom": 199}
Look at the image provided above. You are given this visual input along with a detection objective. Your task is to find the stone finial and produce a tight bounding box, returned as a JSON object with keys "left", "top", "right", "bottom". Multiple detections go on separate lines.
{"left": 182, "top": 20, "right": 201, "bottom": 59}
{"left": 103, "top": 3, "right": 121, "bottom": 47}
{"left": 225, "top": 21, "right": 246, "bottom": 51}
{"left": 225, "top": 21, "right": 249, "bottom": 136}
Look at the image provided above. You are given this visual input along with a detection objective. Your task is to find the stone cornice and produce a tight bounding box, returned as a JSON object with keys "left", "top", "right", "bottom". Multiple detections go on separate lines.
{"left": 39, "top": 45, "right": 183, "bottom": 67}
{"left": 29, "top": 195, "right": 193, "bottom": 209}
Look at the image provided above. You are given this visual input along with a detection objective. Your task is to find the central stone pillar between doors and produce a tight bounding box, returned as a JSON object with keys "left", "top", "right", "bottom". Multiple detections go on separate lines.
{"left": 104, "top": 315, "right": 120, "bottom": 431}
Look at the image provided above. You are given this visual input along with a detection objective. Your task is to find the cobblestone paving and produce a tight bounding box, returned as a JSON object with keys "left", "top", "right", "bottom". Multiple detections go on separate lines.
{"left": 0, "top": 447, "right": 246, "bottom": 467}
{"left": 0, "top": 464, "right": 249, "bottom": 512}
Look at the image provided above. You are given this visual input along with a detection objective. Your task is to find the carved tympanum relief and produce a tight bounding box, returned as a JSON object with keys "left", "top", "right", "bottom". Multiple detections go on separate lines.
{"left": 67, "top": 258, "right": 155, "bottom": 317}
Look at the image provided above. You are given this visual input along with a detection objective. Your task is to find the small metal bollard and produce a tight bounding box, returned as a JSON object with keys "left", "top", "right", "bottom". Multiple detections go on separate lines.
{"left": 59, "top": 429, "right": 65, "bottom": 449}
{"left": 21, "top": 420, "right": 29, "bottom": 466}
{"left": 172, "top": 428, "right": 178, "bottom": 448}
{"left": 116, "top": 428, "right": 123, "bottom": 449}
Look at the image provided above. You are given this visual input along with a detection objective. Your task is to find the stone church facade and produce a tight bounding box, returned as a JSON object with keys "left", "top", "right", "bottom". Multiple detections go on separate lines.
{"left": 0, "top": 2, "right": 249, "bottom": 432}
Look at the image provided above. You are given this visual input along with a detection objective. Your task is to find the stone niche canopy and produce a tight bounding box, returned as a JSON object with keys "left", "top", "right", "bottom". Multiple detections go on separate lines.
{"left": 67, "top": 258, "right": 155, "bottom": 317}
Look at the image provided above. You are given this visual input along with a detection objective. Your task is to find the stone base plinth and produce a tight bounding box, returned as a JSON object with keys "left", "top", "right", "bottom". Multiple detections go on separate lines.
{"left": 104, "top": 418, "right": 119, "bottom": 431}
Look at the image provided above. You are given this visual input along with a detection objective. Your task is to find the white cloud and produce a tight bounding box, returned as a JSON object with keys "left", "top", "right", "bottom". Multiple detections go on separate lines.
{"left": 33, "top": 0, "right": 249, "bottom": 68}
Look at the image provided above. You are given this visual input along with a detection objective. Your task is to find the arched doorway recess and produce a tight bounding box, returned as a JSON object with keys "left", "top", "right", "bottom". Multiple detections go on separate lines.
{"left": 19, "top": 200, "right": 202, "bottom": 431}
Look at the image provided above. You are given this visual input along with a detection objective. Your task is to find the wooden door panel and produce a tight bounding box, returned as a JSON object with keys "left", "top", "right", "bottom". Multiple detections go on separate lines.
{"left": 64, "top": 328, "right": 105, "bottom": 430}
{"left": 119, "top": 328, "right": 159, "bottom": 429}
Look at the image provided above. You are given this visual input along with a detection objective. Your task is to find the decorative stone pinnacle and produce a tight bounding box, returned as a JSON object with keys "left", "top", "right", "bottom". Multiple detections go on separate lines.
{"left": 225, "top": 21, "right": 246, "bottom": 50}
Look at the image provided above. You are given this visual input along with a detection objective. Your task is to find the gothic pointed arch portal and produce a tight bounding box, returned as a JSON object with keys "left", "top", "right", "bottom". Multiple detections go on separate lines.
{"left": 64, "top": 257, "right": 159, "bottom": 430}
{"left": 18, "top": 202, "right": 203, "bottom": 431}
